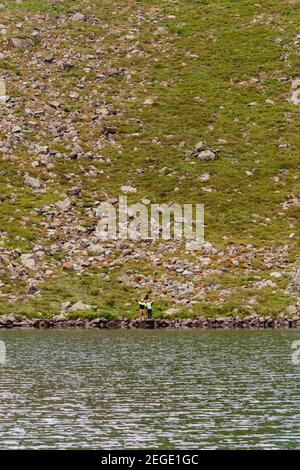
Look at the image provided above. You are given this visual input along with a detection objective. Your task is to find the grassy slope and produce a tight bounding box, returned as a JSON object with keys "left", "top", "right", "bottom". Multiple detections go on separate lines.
{"left": 0, "top": 0, "right": 300, "bottom": 319}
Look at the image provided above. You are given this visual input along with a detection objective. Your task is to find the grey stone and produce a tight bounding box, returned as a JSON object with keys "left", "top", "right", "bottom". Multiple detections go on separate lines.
{"left": 11, "top": 38, "right": 34, "bottom": 49}
{"left": 20, "top": 254, "right": 37, "bottom": 271}
{"left": 196, "top": 149, "right": 216, "bottom": 161}
{"left": 72, "top": 13, "right": 85, "bottom": 22}
{"left": 290, "top": 268, "right": 300, "bottom": 291}
{"left": 24, "top": 176, "right": 42, "bottom": 189}
{"left": 165, "top": 308, "right": 181, "bottom": 315}
{"left": 69, "top": 301, "right": 92, "bottom": 312}
{"left": 55, "top": 197, "right": 72, "bottom": 212}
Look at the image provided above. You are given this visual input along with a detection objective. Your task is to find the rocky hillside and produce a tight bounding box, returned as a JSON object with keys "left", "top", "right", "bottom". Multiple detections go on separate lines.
{"left": 0, "top": 0, "right": 300, "bottom": 321}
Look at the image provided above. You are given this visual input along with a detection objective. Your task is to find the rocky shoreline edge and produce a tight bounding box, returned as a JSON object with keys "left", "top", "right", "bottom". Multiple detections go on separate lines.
{"left": 1, "top": 316, "right": 300, "bottom": 329}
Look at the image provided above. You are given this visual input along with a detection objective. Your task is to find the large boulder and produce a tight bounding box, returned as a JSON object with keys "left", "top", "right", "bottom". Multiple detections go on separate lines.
{"left": 196, "top": 149, "right": 216, "bottom": 161}
{"left": 20, "top": 253, "right": 37, "bottom": 271}
{"left": 69, "top": 301, "right": 92, "bottom": 312}
{"left": 24, "top": 175, "right": 42, "bottom": 190}
{"left": 54, "top": 197, "right": 72, "bottom": 212}
{"left": 10, "top": 38, "right": 34, "bottom": 49}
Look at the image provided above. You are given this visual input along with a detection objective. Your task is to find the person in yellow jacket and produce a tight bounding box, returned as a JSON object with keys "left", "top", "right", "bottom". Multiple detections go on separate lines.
{"left": 135, "top": 299, "right": 147, "bottom": 318}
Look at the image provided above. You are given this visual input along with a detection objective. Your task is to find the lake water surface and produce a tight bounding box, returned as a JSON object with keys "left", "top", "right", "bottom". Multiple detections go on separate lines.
{"left": 0, "top": 329, "right": 299, "bottom": 449}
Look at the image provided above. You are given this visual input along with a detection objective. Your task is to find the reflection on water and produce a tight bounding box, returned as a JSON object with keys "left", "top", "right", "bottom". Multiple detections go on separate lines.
{"left": 0, "top": 329, "right": 299, "bottom": 449}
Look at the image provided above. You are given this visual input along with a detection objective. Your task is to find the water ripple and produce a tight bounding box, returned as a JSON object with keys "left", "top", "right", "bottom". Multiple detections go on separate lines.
{"left": 0, "top": 329, "right": 299, "bottom": 449}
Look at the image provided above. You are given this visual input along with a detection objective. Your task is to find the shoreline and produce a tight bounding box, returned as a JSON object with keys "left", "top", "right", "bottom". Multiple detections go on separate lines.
{"left": 0, "top": 317, "right": 300, "bottom": 329}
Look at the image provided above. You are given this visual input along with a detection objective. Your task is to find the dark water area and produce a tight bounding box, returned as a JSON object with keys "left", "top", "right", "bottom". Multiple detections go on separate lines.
{"left": 0, "top": 329, "right": 299, "bottom": 449}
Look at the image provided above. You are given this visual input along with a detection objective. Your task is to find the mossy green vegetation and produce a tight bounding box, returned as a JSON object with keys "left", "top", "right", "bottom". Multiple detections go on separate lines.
{"left": 0, "top": 0, "right": 300, "bottom": 320}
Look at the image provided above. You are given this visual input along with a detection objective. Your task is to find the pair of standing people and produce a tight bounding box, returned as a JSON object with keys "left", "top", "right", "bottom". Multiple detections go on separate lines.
{"left": 135, "top": 295, "right": 154, "bottom": 319}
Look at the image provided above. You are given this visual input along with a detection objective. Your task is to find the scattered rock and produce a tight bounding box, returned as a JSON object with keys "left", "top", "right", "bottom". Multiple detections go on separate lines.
{"left": 195, "top": 141, "right": 205, "bottom": 151}
{"left": 72, "top": 13, "right": 85, "bottom": 22}
{"left": 0, "top": 316, "right": 300, "bottom": 329}
{"left": 53, "top": 313, "right": 67, "bottom": 322}
{"left": 143, "top": 98, "right": 155, "bottom": 105}
{"left": 10, "top": 38, "right": 34, "bottom": 49}
{"left": 198, "top": 172, "right": 210, "bottom": 182}
{"left": 24, "top": 176, "right": 42, "bottom": 190}
{"left": 67, "top": 187, "right": 81, "bottom": 196}
{"left": 196, "top": 149, "right": 217, "bottom": 161}
{"left": 290, "top": 79, "right": 300, "bottom": 105}
{"left": 27, "top": 283, "right": 38, "bottom": 295}
{"left": 270, "top": 272, "right": 282, "bottom": 278}
{"left": 252, "top": 279, "right": 277, "bottom": 289}
{"left": 121, "top": 185, "right": 137, "bottom": 193}
{"left": 55, "top": 197, "right": 72, "bottom": 212}
{"left": 165, "top": 308, "right": 181, "bottom": 315}
{"left": 63, "top": 261, "right": 74, "bottom": 271}
{"left": 289, "top": 268, "right": 300, "bottom": 291}
{"left": 190, "top": 143, "right": 217, "bottom": 161}
{"left": 280, "top": 195, "right": 299, "bottom": 210}
{"left": 69, "top": 301, "right": 92, "bottom": 312}
{"left": 20, "top": 254, "right": 37, "bottom": 271}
